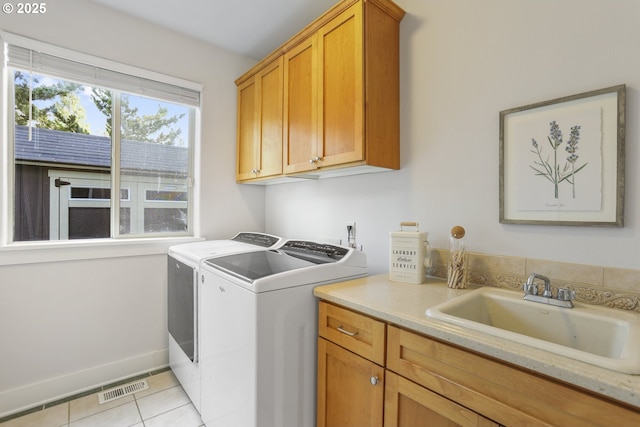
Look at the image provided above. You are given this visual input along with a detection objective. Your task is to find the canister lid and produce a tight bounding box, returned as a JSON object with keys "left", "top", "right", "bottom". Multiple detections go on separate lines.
{"left": 451, "top": 225, "right": 465, "bottom": 239}
{"left": 390, "top": 231, "right": 427, "bottom": 238}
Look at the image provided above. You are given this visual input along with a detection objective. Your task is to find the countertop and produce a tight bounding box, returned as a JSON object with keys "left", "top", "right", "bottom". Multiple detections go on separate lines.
{"left": 313, "top": 273, "right": 640, "bottom": 408}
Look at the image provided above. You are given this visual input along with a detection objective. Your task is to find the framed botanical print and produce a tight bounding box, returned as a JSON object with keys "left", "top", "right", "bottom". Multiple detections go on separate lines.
{"left": 499, "top": 85, "right": 625, "bottom": 226}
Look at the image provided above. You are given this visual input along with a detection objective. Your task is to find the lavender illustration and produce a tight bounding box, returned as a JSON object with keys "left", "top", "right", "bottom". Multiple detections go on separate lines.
{"left": 530, "top": 121, "right": 587, "bottom": 199}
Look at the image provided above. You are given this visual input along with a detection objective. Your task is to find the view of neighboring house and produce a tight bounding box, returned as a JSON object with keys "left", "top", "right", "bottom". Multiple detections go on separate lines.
{"left": 14, "top": 125, "right": 189, "bottom": 241}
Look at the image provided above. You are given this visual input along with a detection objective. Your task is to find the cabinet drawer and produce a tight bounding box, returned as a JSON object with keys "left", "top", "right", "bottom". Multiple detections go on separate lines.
{"left": 387, "top": 326, "right": 640, "bottom": 427}
{"left": 318, "top": 301, "right": 385, "bottom": 365}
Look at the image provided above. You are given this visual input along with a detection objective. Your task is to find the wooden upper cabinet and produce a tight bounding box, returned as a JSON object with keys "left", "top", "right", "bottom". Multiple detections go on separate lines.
{"left": 236, "top": 57, "right": 283, "bottom": 182}
{"left": 237, "top": 0, "right": 405, "bottom": 182}
{"left": 236, "top": 77, "right": 258, "bottom": 181}
{"left": 284, "top": 0, "right": 404, "bottom": 175}
{"left": 284, "top": 3, "right": 364, "bottom": 174}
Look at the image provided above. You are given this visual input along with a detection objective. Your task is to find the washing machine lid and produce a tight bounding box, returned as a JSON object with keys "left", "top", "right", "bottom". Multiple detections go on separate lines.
{"left": 203, "top": 240, "right": 350, "bottom": 283}
{"left": 168, "top": 232, "right": 282, "bottom": 264}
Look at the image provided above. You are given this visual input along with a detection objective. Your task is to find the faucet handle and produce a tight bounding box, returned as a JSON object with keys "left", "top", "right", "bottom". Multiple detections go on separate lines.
{"left": 557, "top": 287, "right": 575, "bottom": 302}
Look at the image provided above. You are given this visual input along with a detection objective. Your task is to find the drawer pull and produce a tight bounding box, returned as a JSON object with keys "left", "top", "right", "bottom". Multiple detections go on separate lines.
{"left": 337, "top": 326, "right": 358, "bottom": 337}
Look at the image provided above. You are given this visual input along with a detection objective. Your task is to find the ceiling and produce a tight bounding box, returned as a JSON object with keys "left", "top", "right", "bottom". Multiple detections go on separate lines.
{"left": 89, "top": 0, "right": 339, "bottom": 59}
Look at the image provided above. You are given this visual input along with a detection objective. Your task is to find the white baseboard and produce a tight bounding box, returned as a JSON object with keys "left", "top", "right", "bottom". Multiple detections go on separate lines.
{"left": 0, "top": 349, "right": 169, "bottom": 419}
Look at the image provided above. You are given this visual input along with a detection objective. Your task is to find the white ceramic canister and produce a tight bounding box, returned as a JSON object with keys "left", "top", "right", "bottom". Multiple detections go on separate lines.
{"left": 389, "top": 222, "right": 429, "bottom": 284}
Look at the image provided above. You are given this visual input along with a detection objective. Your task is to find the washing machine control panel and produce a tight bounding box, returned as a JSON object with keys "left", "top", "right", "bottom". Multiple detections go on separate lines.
{"left": 280, "top": 240, "right": 349, "bottom": 263}
{"left": 231, "top": 232, "right": 281, "bottom": 247}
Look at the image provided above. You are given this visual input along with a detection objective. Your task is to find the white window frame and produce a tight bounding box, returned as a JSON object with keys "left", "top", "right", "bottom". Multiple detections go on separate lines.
{"left": 0, "top": 32, "right": 204, "bottom": 265}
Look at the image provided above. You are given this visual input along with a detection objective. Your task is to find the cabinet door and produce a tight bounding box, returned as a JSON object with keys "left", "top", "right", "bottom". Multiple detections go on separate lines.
{"left": 317, "top": 337, "right": 384, "bottom": 427}
{"left": 283, "top": 35, "right": 318, "bottom": 174}
{"left": 385, "top": 371, "right": 499, "bottom": 427}
{"left": 236, "top": 58, "right": 283, "bottom": 181}
{"left": 236, "top": 76, "right": 259, "bottom": 181}
{"left": 317, "top": 2, "right": 364, "bottom": 168}
{"left": 257, "top": 57, "right": 284, "bottom": 178}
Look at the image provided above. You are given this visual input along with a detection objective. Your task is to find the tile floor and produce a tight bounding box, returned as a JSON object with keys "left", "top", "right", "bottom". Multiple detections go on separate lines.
{"left": 0, "top": 370, "right": 204, "bottom": 427}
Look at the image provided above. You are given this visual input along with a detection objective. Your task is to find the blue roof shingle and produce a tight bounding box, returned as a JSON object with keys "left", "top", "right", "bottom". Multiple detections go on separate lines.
{"left": 14, "top": 125, "right": 188, "bottom": 176}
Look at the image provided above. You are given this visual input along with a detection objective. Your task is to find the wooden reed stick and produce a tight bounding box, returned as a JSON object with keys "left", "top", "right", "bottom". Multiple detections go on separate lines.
{"left": 447, "top": 250, "right": 467, "bottom": 289}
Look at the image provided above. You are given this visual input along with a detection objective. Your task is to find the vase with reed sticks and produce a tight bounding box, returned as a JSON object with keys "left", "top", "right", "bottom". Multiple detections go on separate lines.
{"left": 447, "top": 225, "right": 467, "bottom": 289}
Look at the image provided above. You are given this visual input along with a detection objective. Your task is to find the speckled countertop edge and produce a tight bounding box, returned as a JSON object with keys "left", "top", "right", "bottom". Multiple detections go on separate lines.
{"left": 313, "top": 274, "right": 640, "bottom": 408}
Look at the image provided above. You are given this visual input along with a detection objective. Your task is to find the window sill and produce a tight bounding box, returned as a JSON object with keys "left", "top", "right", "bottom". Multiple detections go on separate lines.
{"left": 0, "top": 236, "right": 204, "bottom": 266}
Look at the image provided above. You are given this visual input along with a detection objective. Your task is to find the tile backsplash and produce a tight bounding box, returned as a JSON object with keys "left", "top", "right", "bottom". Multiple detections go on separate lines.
{"left": 429, "top": 249, "right": 640, "bottom": 312}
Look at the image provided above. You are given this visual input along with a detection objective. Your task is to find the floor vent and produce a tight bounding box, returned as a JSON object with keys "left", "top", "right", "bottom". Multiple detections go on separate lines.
{"left": 98, "top": 379, "right": 149, "bottom": 404}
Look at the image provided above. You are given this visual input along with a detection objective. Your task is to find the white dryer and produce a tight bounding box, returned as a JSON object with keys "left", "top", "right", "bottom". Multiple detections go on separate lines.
{"left": 199, "top": 240, "right": 367, "bottom": 427}
{"left": 167, "top": 232, "right": 282, "bottom": 414}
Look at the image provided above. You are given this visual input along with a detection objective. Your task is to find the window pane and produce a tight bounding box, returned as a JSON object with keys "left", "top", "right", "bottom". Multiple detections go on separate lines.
{"left": 118, "top": 93, "right": 191, "bottom": 236}
{"left": 144, "top": 208, "right": 188, "bottom": 233}
{"left": 70, "top": 187, "right": 111, "bottom": 200}
{"left": 68, "top": 207, "right": 110, "bottom": 239}
{"left": 146, "top": 190, "right": 187, "bottom": 202}
{"left": 13, "top": 71, "right": 112, "bottom": 241}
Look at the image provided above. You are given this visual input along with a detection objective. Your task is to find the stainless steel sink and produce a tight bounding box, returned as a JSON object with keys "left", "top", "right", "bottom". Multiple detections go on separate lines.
{"left": 426, "top": 287, "right": 640, "bottom": 374}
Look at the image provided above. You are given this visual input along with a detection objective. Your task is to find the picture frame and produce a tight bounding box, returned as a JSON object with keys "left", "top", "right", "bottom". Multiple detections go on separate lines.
{"left": 499, "top": 84, "right": 625, "bottom": 226}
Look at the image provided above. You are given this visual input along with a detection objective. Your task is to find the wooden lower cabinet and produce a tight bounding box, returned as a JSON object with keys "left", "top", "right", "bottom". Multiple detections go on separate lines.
{"left": 317, "top": 301, "right": 640, "bottom": 427}
{"left": 317, "top": 303, "right": 496, "bottom": 427}
{"left": 387, "top": 325, "right": 640, "bottom": 427}
{"left": 317, "top": 337, "right": 384, "bottom": 427}
{"left": 385, "top": 371, "right": 499, "bottom": 427}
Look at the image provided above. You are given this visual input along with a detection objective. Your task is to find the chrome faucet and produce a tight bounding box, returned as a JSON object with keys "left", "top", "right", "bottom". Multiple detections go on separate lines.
{"left": 523, "top": 273, "right": 575, "bottom": 308}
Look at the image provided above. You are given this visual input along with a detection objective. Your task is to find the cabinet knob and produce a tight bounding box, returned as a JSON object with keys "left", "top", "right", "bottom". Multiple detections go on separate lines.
{"left": 370, "top": 376, "right": 379, "bottom": 385}
{"left": 309, "top": 156, "right": 322, "bottom": 164}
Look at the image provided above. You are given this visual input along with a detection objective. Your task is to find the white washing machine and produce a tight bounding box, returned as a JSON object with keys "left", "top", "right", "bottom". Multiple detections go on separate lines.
{"left": 167, "top": 232, "right": 282, "bottom": 414}
{"left": 199, "top": 240, "right": 367, "bottom": 427}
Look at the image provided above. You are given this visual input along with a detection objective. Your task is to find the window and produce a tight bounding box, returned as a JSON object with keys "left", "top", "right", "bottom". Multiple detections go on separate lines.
{"left": 4, "top": 35, "right": 201, "bottom": 242}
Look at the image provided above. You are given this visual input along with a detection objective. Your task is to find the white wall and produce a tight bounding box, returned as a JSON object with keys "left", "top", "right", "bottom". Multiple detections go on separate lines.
{"left": 0, "top": 256, "right": 169, "bottom": 413}
{"left": 0, "top": 0, "right": 264, "bottom": 416}
{"left": 265, "top": 0, "right": 640, "bottom": 274}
